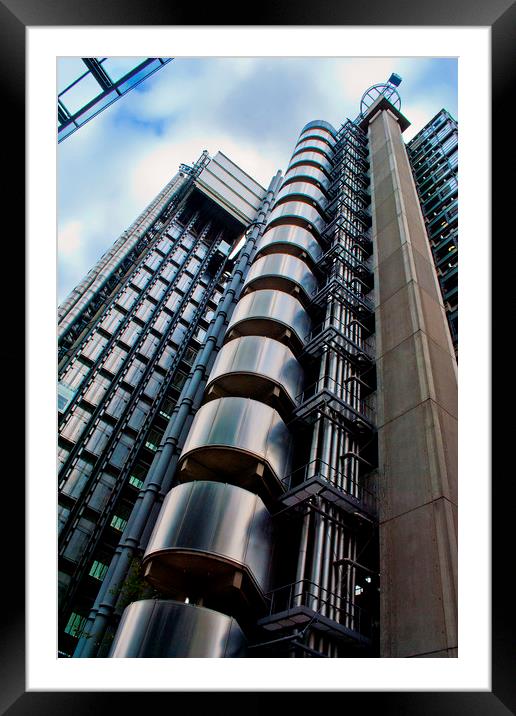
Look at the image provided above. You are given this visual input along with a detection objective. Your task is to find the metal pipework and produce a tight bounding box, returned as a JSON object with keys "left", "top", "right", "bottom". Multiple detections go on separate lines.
{"left": 74, "top": 170, "right": 283, "bottom": 658}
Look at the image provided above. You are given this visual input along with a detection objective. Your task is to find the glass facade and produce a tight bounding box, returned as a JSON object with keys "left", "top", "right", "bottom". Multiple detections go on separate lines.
{"left": 57, "top": 155, "right": 242, "bottom": 657}
{"left": 407, "top": 109, "right": 458, "bottom": 353}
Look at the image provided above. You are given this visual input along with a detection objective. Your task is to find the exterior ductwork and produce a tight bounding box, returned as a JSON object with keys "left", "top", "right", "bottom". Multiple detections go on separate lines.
{"left": 109, "top": 600, "right": 247, "bottom": 657}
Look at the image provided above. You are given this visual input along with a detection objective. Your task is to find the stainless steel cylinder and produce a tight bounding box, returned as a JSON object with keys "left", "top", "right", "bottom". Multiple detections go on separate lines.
{"left": 109, "top": 599, "right": 247, "bottom": 658}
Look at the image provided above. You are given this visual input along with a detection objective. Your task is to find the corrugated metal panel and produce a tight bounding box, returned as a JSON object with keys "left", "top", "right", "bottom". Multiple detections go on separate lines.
{"left": 195, "top": 151, "right": 267, "bottom": 224}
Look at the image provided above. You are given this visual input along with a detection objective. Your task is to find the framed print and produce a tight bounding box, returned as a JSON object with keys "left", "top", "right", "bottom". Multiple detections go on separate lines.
{"left": 6, "top": 0, "right": 513, "bottom": 712}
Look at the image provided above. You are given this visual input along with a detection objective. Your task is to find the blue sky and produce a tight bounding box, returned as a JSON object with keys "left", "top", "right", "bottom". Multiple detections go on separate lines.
{"left": 58, "top": 56, "right": 457, "bottom": 304}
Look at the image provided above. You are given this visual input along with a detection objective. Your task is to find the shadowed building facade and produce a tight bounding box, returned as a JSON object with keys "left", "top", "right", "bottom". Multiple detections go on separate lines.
{"left": 57, "top": 78, "right": 457, "bottom": 659}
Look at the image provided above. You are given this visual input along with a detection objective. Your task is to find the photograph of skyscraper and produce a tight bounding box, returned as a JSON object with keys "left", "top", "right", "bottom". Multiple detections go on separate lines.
{"left": 57, "top": 57, "right": 458, "bottom": 659}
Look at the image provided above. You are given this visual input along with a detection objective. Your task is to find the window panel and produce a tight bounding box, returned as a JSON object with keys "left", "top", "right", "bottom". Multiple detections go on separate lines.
{"left": 60, "top": 458, "right": 93, "bottom": 499}
{"left": 60, "top": 406, "right": 92, "bottom": 443}
{"left": 81, "top": 333, "right": 109, "bottom": 362}
{"left": 123, "top": 358, "right": 146, "bottom": 386}
{"left": 138, "top": 333, "right": 160, "bottom": 359}
{"left": 127, "top": 402, "right": 151, "bottom": 431}
{"left": 155, "top": 236, "right": 173, "bottom": 255}
{"left": 144, "top": 427, "right": 163, "bottom": 452}
{"left": 131, "top": 268, "right": 152, "bottom": 291}
{"left": 170, "top": 322, "right": 188, "bottom": 346}
{"left": 134, "top": 300, "right": 154, "bottom": 324}
{"left": 164, "top": 292, "right": 180, "bottom": 313}
{"left": 143, "top": 372, "right": 164, "bottom": 399}
{"left": 61, "top": 359, "right": 90, "bottom": 390}
{"left": 84, "top": 420, "right": 113, "bottom": 455}
{"left": 148, "top": 279, "right": 168, "bottom": 302}
{"left": 82, "top": 374, "right": 111, "bottom": 406}
{"left": 62, "top": 517, "right": 95, "bottom": 562}
{"left": 89, "top": 560, "right": 109, "bottom": 581}
{"left": 104, "top": 386, "right": 131, "bottom": 419}
{"left": 153, "top": 309, "right": 174, "bottom": 334}
{"left": 118, "top": 321, "right": 143, "bottom": 349}
{"left": 144, "top": 251, "right": 162, "bottom": 272}
{"left": 157, "top": 344, "right": 176, "bottom": 371}
{"left": 116, "top": 287, "right": 139, "bottom": 311}
{"left": 109, "top": 432, "right": 134, "bottom": 468}
{"left": 58, "top": 504, "right": 70, "bottom": 535}
{"left": 103, "top": 344, "right": 129, "bottom": 375}
{"left": 88, "top": 473, "right": 117, "bottom": 511}
{"left": 64, "top": 611, "right": 87, "bottom": 638}
{"left": 98, "top": 307, "right": 125, "bottom": 335}
{"left": 159, "top": 262, "right": 177, "bottom": 283}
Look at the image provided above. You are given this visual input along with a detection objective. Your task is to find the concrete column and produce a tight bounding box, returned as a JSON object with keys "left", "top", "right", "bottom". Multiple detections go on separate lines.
{"left": 367, "top": 107, "right": 457, "bottom": 658}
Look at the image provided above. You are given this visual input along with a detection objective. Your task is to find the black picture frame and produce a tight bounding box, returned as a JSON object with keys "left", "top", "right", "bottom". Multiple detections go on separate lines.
{"left": 6, "top": 0, "right": 512, "bottom": 712}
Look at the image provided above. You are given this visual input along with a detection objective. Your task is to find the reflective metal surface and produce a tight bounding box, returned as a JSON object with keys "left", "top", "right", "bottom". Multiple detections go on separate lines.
{"left": 267, "top": 201, "right": 327, "bottom": 235}
{"left": 293, "top": 139, "right": 333, "bottom": 160}
{"left": 178, "top": 396, "right": 292, "bottom": 494}
{"left": 109, "top": 599, "right": 247, "bottom": 657}
{"left": 243, "top": 253, "right": 318, "bottom": 304}
{"left": 296, "top": 129, "right": 335, "bottom": 149}
{"left": 206, "top": 334, "right": 304, "bottom": 410}
{"left": 144, "top": 481, "right": 273, "bottom": 595}
{"left": 226, "top": 288, "right": 311, "bottom": 353}
{"left": 287, "top": 150, "right": 332, "bottom": 175}
{"left": 300, "top": 119, "right": 337, "bottom": 138}
{"left": 275, "top": 181, "right": 328, "bottom": 211}
{"left": 255, "top": 224, "right": 323, "bottom": 265}
{"left": 282, "top": 164, "right": 330, "bottom": 190}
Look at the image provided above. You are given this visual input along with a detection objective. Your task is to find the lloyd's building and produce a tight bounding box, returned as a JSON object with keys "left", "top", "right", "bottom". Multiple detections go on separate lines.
{"left": 57, "top": 76, "right": 458, "bottom": 659}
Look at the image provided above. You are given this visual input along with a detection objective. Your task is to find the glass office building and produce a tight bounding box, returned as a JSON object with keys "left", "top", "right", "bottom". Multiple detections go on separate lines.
{"left": 407, "top": 109, "right": 458, "bottom": 354}
{"left": 58, "top": 79, "right": 458, "bottom": 659}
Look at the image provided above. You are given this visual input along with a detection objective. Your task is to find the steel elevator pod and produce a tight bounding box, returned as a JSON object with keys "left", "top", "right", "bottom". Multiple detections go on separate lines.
{"left": 204, "top": 335, "right": 304, "bottom": 418}
{"left": 225, "top": 288, "right": 311, "bottom": 356}
{"left": 142, "top": 481, "right": 273, "bottom": 622}
{"left": 109, "top": 599, "right": 247, "bottom": 657}
{"left": 254, "top": 224, "right": 323, "bottom": 267}
{"left": 176, "top": 396, "right": 292, "bottom": 505}
{"left": 242, "top": 253, "right": 318, "bottom": 307}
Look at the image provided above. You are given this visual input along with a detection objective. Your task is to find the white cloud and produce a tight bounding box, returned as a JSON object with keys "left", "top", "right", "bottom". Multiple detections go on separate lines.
{"left": 58, "top": 219, "right": 83, "bottom": 258}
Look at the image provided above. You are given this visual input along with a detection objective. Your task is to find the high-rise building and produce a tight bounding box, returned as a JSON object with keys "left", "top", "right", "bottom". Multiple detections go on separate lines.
{"left": 407, "top": 109, "right": 458, "bottom": 354}
{"left": 57, "top": 76, "right": 457, "bottom": 660}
